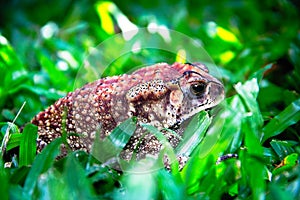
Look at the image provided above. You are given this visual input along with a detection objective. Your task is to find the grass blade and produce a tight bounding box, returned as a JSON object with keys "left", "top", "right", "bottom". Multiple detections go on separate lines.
{"left": 140, "top": 123, "right": 169, "bottom": 144}
{"left": 6, "top": 133, "right": 22, "bottom": 151}
{"left": 0, "top": 122, "right": 20, "bottom": 157}
{"left": 91, "top": 117, "right": 136, "bottom": 163}
{"left": 63, "top": 155, "right": 95, "bottom": 199}
{"left": 19, "top": 124, "right": 37, "bottom": 166}
{"left": 234, "top": 78, "right": 264, "bottom": 129}
{"left": 262, "top": 98, "right": 300, "bottom": 143}
{"left": 176, "top": 111, "right": 211, "bottom": 156}
{"left": 23, "top": 138, "right": 62, "bottom": 196}
{"left": 242, "top": 117, "right": 266, "bottom": 200}
{"left": 270, "top": 140, "right": 295, "bottom": 159}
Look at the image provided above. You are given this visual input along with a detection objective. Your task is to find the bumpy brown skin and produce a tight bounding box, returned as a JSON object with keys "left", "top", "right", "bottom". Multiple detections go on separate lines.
{"left": 31, "top": 62, "right": 224, "bottom": 161}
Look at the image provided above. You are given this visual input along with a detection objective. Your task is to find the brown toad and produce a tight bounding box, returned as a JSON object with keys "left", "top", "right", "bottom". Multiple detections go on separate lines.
{"left": 32, "top": 62, "right": 224, "bottom": 161}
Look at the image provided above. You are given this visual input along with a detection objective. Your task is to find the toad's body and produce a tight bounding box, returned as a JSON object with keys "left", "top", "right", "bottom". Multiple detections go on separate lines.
{"left": 32, "top": 62, "right": 224, "bottom": 160}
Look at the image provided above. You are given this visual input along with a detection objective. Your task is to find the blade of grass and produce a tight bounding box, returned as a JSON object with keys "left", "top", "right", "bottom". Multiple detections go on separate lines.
{"left": 0, "top": 102, "right": 25, "bottom": 157}
{"left": 234, "top": 78, "right": 263, "bottom": 129}
{"left": 262, "top": 98, "right": 300, "bottom": 143}
{"left": 36, "top": 168, "right": 66, "bottom": 200}
{"left": 5, "top": 133, "right": 22, "bottom": 151}
{"left": 19, "top": 124, "right": 37, "bottom": 166}
{"left": 62, "top": 155, "right": 95, "bottom": 199}
{"left": 176, "top": 111, "right": 211, "bottom": 156}
{"left": 196, "top": 105, "right": 240, "bottom": 159}
{"left": 119, "top": 171, "right": 157, "bottom": 200}
{"left": 91, "top": 117, "right": 136, "bottom": 163}
{"left": 23, "top": 138, "right": 62, "bottom": 197}
{"left": 140, "top": 123, "right": 169, "bottom": 144}
{"left": 225, "top": 95, "right": 245, "bottom": 152}
{"left": 270, "top": 140, "right": 295, "bottom": 159}
{"left": 157, "top": 169, "right": 186, "bottom": 200}
{"left": 183, "top": 96, "right": 243, "bottom": 195}
{"left": 249, "top": 63, "right": 273, "bottom": 82}
{"left": 9, "top": 166, "right": 31, "bottom": 185}
{"left": 108, "top": 117, "right": 137, "bottom": 149}
{"left": 242, "top": 117, "right": 266, "bottom": 200}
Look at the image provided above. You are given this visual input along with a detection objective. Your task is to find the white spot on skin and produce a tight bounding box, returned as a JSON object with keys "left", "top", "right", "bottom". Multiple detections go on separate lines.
{"left": 75, "top": 114, "right": 80, "bottom": 119}
{"left": 90, "top": 131, "right": 96, "bottom": 139}
{"left": 76, "top": 128, "right": 82, "bottom": 133}
{"left": 82, "top": 132, "right": 88, "bottom": 137}
{"left": 148, "top": 114, "right": 155, "bottom": 120}
{"left": 86, "top": 116, "right": 91, "bottom": 122}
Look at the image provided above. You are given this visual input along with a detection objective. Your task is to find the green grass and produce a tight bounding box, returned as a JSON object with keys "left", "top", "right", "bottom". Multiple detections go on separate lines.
{"left": 1, "top": 0, "right": 300, "bottom": 199}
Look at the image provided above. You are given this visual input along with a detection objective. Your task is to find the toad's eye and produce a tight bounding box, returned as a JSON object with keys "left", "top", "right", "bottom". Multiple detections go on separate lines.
{"left": 190, "top": 82, "right": 206, "bottom": 96}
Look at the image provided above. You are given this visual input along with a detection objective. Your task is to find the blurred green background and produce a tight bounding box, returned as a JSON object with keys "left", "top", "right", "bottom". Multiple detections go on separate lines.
{"left": 0, "top": 0, "right": 300, "bottom": 199}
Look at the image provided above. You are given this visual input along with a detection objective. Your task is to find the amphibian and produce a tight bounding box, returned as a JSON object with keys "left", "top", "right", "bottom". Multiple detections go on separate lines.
{"left": 32, "top": 62, "right": 224, "bottom": 161}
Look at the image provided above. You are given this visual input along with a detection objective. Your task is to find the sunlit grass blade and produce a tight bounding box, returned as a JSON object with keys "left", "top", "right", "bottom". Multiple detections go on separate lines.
{"left": 234, "top": 78, "right": 263, "bottom": 129}
{"left": 196, "top": 103, "right": 240, "bottom": 159}
{"left": 176, "top": 111, "right": 211, "bottom": 156}
{"left": 242, "top": 117, "right": 266, "bottom": 200}
{"left": 92, "top": 117, "right": 136, "bottom": 163}
{"left": 140, "top": 123, "right": 169, "bottom": 144}
{"left": 19, "top": 124, "right": 37, "bottom": 166}
{"left": 221, "top": 96, "right": 245, "bottom": 152}
{"left": 119, "top": 171, "right": 157, "bottom": 199}
{"left": 95, "top": 2, "right": 115, "bottom": 35}
{"left": 182, "top": 101, "right": 240, "bottom": 194}
{"left": 262, "top": 98, "right": 300, "bottom": 143}
{"left": 5, "top": 133, "right": 22, "bottom": 151}
{"left": 183, "top": 155, "right": 215, "bottom": 195}
{"left": 23, "top": 138, "right": 62, "bottom": 196}
{"left": 108, "top": 117, "right": 137, "bottom": 149}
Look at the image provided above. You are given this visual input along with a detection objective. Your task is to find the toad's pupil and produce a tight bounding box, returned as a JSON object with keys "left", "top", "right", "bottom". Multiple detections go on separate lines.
{"left": 190, "top": 82, "right": 206, "bottom": 96}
